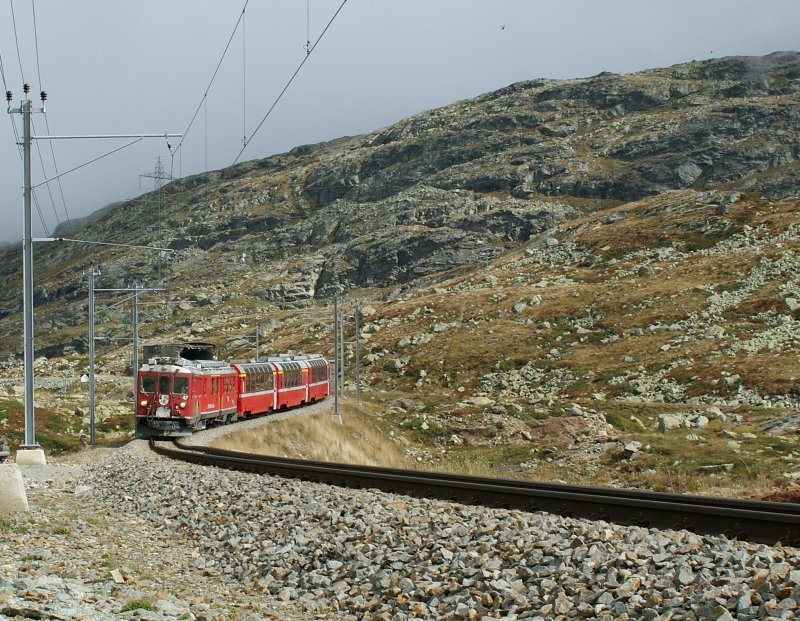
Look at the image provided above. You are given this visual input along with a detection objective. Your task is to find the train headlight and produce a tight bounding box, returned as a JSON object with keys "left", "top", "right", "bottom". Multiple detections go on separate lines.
{"left": 179, "top": 401, "right": 186, "bottom": 409}
{"left": 139, "top": 400, "right": 148, "bottom": 407}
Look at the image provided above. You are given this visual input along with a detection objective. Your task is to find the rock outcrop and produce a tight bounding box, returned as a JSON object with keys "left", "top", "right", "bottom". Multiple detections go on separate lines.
{"left": 0, "top": 52, "right": 798, "bottom": 357}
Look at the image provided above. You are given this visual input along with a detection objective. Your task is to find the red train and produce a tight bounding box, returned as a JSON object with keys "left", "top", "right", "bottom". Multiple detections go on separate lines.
{"left": 135, "top": 343, "right": 330, "bottom": 438}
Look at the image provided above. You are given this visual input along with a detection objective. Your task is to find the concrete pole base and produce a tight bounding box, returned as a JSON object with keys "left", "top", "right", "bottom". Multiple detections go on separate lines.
{"left": 332, "top": 414, "right": 343, "bottom": 425}
{"left": 0, "top": 464, "right": 30, "bottom": 512}
{"left": 15, "top": 448, "right": 47, "bottom": 466}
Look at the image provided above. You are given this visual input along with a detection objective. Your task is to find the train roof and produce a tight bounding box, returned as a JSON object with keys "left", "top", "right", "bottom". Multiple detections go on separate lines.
{"left": 142, "top": 356, "right": 234, "bottom": 372}
{"left": 142, "top": 342, "right": 216, "bottom": 361}
{"left": 261, "top": 353, "right": 325, "bottom": 362}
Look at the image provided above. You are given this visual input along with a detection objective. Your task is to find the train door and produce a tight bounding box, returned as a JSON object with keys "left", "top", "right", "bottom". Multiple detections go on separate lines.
{"left": 222, "top": 374, "right": 235, "bottom": 412}
{"left": 156, "top": 374, "right": 171, "bottom": 417}
{"left": 211, "top": 375, "right": 221, "bottom": 413}
{"left": 273, "top": 368, "right": 278, "bottom": 410}
{"left": 192, "top": 375, "right": 201, "bottom": 418}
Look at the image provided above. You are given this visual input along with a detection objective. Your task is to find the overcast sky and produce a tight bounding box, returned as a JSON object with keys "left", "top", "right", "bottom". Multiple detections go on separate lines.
{"left": 0, "top": 0, "right": 798, "bottom": 244}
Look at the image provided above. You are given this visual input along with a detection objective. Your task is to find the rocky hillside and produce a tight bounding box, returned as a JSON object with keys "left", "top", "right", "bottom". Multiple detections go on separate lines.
{"left": 0, "top": 53, "right": 799, "bottom": 491}
{"left": 1, "top": 52, "right": 798, "bottom": 344}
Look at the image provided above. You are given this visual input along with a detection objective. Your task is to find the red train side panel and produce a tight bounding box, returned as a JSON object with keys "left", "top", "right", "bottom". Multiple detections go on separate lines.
{"left": 233, "top": 361, "right": 278, "bottom": 417}
{"left": 266, "top": 354, "right": 330, "bottom": 410}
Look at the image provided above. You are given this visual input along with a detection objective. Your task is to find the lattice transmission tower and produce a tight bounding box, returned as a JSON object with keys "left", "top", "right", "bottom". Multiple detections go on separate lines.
{"left": 138, "top": 156, "right": 177, "bottom": 281}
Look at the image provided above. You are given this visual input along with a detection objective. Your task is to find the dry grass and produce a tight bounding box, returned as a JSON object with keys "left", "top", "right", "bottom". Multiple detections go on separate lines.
{"left": 211, "top": 405, "right": 414, "bottom": 469}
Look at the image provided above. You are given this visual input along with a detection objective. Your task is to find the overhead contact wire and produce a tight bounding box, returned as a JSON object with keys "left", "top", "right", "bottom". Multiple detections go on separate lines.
{"left": 233, "top": 0, "right": 349, "bottom": 165}
{"left": 173, "top": 0, "right": 249, "bottom": 158}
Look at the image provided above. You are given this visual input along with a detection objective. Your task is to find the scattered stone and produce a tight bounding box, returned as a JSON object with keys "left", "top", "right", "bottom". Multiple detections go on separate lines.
{"left": 622, "top": 441, "right": 642, "bottom": 458}
{"left": 464, "top": 396, "right": 494, "bottom": 407}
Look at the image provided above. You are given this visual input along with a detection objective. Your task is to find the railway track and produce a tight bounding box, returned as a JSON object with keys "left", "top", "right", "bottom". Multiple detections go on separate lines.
{"left": 151, "top": 438, "right": 800, "bottom": 546}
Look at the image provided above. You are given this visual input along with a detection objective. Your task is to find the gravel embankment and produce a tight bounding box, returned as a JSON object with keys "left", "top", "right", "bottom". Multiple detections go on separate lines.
{"left": 0, "top": 423, "right": 326, "bottom": 620}
{"left": 93, "top": 447, "right": 799, "bottom": 619}
{"left": 3, "top": 409, "right": 800, "bottom": 620}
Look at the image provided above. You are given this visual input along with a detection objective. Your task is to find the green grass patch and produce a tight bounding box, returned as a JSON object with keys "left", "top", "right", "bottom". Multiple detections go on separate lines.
{"left": 602, "top": 409, "right": 640, "bottom": 433}
{"left": 684, "top": 234, "right": 729, "bottom": 252}
{"left": 96, "top": 414, "right": 134, "bottom": 434}
{"left": 405, "top": 417, "right": 449, "bottom": 442}
{"left": 121, "top": 599, "right": 156, "bottom": 613}
{"left": 0, "top": 399, "right": 23, "bottom": 416}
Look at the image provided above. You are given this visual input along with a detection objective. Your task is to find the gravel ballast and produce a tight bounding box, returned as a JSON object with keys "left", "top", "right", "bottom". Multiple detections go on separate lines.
{"left": 3, "top": 416, "right": 800, "bottom": 620}
{"left": 89, "top": 442, "right": 800, "bottom": 620}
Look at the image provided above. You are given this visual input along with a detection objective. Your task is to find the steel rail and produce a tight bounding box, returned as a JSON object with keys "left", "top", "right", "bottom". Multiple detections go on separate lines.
{"left": 151, "top": 438, "right": 800, "bottom": 546}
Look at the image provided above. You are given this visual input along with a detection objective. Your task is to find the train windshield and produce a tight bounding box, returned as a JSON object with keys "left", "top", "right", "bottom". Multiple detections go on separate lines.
{"left": 140, "top": 376, "right": 156, "bottom": 393}
{"left": 159, "top": 376, "right": 170, "bottom": 395}
{"left": 173, "top": 376, "right": 189, "bottom": 395}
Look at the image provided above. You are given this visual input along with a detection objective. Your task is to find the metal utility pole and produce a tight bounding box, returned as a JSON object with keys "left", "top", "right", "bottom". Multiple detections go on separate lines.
{"left": 21, "top": 97, "right": 34, "bottom": 447}
{"left": 132, "top": 282, "right": 140, "bottom": 410}
{"left": 90, "top": 281, "right": 163, "bottom": 445}
{"left": 255, "top": 325, "right": 260, "bottom": 361}
{"left": 7, "top": 88, "right": 45, "bottom": 450}
{"left": 354, "top": 300, "right": 361, "bottom": 403}
{"left": 332, "top": 295, "right": 341, "bottom": 422}
{"left": 88, "top": 269, "right": 99, "bottom": 445}
{"left": 339, "top": 304, "right": 345, "bottom": 398}
{"left": 6, "top": 86, "right": 180, "bottom": 457}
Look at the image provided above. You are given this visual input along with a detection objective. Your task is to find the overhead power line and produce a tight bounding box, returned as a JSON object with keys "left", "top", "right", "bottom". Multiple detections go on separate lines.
{"left": 0, "top": 40, "right": 9, "bottom": 89}
{"left": 31, "top": 0, "right": 72, "bottom": 228}
{"left": 9, "top": 0, "right": 26, "bottom": 83}
{"left": 31, "top": 189, "right": 50, "bottom": 235}
{"left": 0, "top": 43, "right": 25, "bottom": 161}
{"left": 173, "top": 0, "right": 249, "bottom": 160}
{"left": 233, "top": 0, "right": 349, "bottom": 165}
{"left": 31, "top": 117, "right": 60, "bottom": 224}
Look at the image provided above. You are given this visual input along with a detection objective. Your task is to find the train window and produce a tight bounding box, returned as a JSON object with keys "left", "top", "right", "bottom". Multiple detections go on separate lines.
{"left": 241, "top": 364, "right": 274, "bottom": 392}
{"left": 282, "top": 362, "right": 301, "bottom": 388}
{"left": 282, "top": 364, "right": 293, "bottom": 388}
{"left": 310, "top": 359, "right": 327, "bottom": 382}
{"left": 159, "top": 375, "right": 170, "bottom": 395}
{"left": 173, "top": 376, "right": 189, "bottom": 395}
{"left": 140, "top": 376, "right": 156, "bottom": 393}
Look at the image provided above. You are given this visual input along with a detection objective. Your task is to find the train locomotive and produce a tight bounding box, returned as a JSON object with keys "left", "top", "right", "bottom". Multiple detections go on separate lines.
{"left": 135, "top": 342, "right": 330, "bottom": 438}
